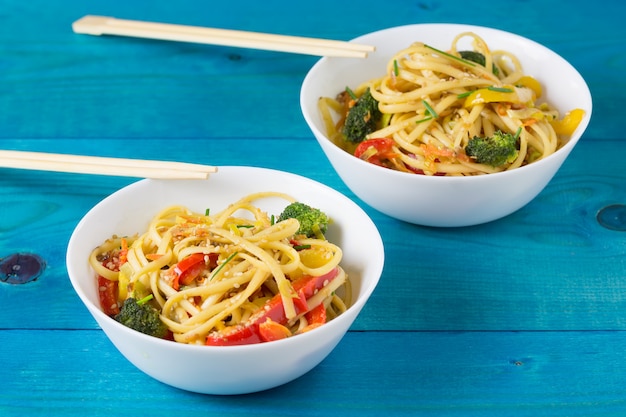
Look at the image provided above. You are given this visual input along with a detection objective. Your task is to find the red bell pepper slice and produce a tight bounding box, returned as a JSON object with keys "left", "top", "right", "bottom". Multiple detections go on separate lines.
{"left": 171, "top": 252, "right": 217, "bottom": 290}
{"left": 297, "top": 302, "right": 328, "bottom": 334}
{"left": 305, "top": 302, "right": 327, "bottom": 325}
{"left": 206, "top": 267, "right": 339, "bottom": 346}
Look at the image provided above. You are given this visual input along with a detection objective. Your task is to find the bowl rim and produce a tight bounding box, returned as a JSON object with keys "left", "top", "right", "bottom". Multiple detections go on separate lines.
{"left": 66, "top": 165, "right": 385, "bottom": 352}
{"left": 300, "top": 23, "right": 593, "bottom": 182}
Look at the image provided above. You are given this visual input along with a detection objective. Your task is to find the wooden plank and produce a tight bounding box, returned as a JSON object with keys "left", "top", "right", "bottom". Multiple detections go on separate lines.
{"left": 2, "top": 329, "right": 626, "bottom": 416}
{"left": 0, "top": 1, "right": 622, "bottom": 142}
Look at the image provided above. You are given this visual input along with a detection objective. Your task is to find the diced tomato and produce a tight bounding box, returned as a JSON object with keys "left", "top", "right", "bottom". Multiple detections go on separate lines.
{"left": 258, "top": 319, "right": 292, "bottom": 342}
{"left": 354, "top": 138, "right": 399, "bottom": 168}
{"left": 98, "top": 275, "right": 119, "bottom": 316}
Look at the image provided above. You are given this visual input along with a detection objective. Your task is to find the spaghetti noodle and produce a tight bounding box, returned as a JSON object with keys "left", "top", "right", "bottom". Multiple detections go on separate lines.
{"left": 90, "top": 192, "right": 349, "bottom": 346}
{"left": 319, "top": 32, "right": 585, "bottom": 176}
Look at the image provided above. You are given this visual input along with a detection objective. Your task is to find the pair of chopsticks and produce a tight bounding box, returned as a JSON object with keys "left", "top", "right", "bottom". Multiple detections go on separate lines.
{"left": 0, "top": 150, "right": 217, "bottom": 179}
{"left": 72, "top": 15, "right": 375, "bottom": 58}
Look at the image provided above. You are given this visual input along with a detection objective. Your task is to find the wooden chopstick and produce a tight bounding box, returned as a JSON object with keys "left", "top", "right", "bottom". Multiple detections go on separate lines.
{"left": 72, "top": 15, "right": 375, "bottom": 58}
{"left": 0, "top": 150, "right": 217, "bottom": 179}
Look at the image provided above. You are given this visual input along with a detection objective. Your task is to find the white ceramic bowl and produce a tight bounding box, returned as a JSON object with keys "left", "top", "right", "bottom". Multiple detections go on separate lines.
{"left": 66, "top": 166, "right": 384, "bottom": 395}
{"left": 301, "top": 24, "right": 592, "bottom": 227}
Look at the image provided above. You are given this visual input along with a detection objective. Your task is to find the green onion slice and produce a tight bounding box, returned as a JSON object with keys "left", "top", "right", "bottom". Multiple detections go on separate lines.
{"left": 487, "top": 86, "right": 514, "bottom": 93}
{"left": 210, "top": 251, "right": 238, "bottom": 280}
{"left": 293, "top": 244, "right": 312, "bottom": 250}
{"left": 422, "top": 100, "right": 438, "bottom": 119}
{"left": 425, "top": 44, "right": 477, "bottom": 67}
{"left": 345, "top": 86, "right": 357, "bottom": 100}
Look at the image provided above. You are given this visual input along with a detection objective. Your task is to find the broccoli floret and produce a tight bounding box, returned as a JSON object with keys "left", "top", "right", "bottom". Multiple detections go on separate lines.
{"left": 465, "top": 130, "right": 520, "bottom": 167}
{"left": 459, "top": 51, "right": 499, "bottom": 76}
{"left": 115, "top": 295, "right": 168, "bottom": 338}
{"left": 277, "top": 202, "right": 330, "bottom": 238}
{"left": 342, "top": 87, "right": 382, "bottom": 143}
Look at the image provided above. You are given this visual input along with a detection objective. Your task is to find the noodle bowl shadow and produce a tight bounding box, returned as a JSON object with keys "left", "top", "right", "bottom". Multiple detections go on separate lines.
{"left": 66, "top": 166, "right": 384, "bottom": 395}
{"left": 300, "top": 24, "right": 592, "bottom": 227}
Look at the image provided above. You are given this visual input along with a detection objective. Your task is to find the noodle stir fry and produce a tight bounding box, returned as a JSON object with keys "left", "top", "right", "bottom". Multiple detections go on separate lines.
{"left": 319, "top": 32, "right": 585, "bottom": 176}
{"left": 90, "top": 192, "right": 349, "bottom": 346}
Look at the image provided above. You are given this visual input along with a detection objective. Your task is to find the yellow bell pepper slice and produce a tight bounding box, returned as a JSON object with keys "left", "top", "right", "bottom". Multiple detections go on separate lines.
{"left": 550, "top": 108, "right": 585, "bottom": 136}
{"left": 117, "top": 262, "right": 132, "bottom": 302}
{"left": 464, "top": 86, "right": 518, "bottom": 107}
{"left": 516, "top": 76, "right": 542, "bottom": 98}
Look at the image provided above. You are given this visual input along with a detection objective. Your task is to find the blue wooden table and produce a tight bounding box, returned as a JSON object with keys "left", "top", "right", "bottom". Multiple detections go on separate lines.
{"left": 1, "top": 0, "right": 625, "bottom": 415}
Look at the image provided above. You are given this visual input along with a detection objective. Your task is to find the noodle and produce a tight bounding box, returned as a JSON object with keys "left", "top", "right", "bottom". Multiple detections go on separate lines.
{"left": 319, "top": 32, "right": 585, "bottom": 176}
{"left": 90, "top": 192, "right": 349, "bottom": 345}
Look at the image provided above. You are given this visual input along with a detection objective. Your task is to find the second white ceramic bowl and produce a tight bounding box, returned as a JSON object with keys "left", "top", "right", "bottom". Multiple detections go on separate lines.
{"left": 301, "top": 24, "right": 592, "bottom": 227}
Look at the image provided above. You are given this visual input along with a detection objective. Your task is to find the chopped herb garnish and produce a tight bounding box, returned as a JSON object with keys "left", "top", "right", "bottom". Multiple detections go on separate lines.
{"left": 270, "top": 214, "right": 275, "bottom": 225}
{"left": 345, "top": 86, "right": 357, "bottom": 100}
{"left": 210, "top": 251, "right": 238, "bottom": 280}
{"left": 293, "top": 244, "right": 312, "bottom": 250}
{"left": 137, "top": 294, "right": 154, "bottom": 305}
{"left": 205, "top": 208, "right": 210, "bottom": 216}
{"left": 487, "top": 86, "right": 514, "bottom": 93}
{"left": 393, "top": 59, "right": 399, "bottom": 76}
{"left": 236, "top": 224, "right": 254, "bottom": 229}
{"left": 422, "top": 100, "right": 438, "bottom": 119}
{"left": 425, "top": 44, "right": 477, "bottom": 67}
{"left": 415, "top": 116, "right": 433, "bottom": 124}
{"left": 457, "top": 91, "right": 473, "bottom": 99}
{"left": 514, "top": 126, "right": 522, "bottom": 140}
